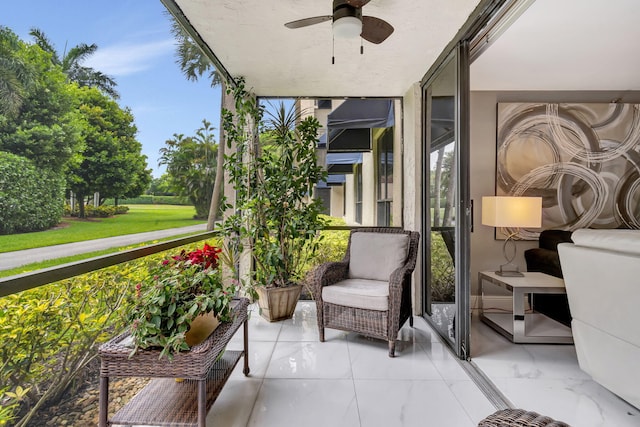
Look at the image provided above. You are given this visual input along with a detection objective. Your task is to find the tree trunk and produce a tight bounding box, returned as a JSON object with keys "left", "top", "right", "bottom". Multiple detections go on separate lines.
{"left": 433, "top": 147, "right": 445, "bottom": 227}
{"left": 443, "top": 156, "right": 456, "bottom": 226}
{"left": 207, "top": 80, "right": 228, "bottom": 231}
{"left": 77, "top": 192, "right": 86, "bottom": 218}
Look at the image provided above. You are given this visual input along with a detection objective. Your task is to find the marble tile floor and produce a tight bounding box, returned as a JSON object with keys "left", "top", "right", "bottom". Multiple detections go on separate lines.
{"left": 470, "top": 315, "right": 640, "bottom": 427}
{"left": 205, "top": 301, "right": 496, "bottom": 427}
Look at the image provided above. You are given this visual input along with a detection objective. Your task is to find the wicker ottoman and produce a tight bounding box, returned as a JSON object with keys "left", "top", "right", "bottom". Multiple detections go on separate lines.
{"left": 478, "top": 409, "right": 570, "bottom": 427}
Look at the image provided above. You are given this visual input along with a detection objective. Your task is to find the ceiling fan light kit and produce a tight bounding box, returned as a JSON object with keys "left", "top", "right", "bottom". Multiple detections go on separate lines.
{"left": 284, "top": 0, "right": 394, "bottom": 46}
{"left": 333, "top": 16, "right": 362, "bottom": 38}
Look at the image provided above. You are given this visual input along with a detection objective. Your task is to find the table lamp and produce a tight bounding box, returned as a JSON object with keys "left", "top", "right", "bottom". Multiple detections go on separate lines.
{"left": 482, "top": 196, "right": 542, "bottom": 277}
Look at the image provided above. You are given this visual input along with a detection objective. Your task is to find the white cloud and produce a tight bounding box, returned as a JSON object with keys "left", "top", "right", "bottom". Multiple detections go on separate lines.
{"left": 83, "top": 38, "right": 175, "bottom": 76}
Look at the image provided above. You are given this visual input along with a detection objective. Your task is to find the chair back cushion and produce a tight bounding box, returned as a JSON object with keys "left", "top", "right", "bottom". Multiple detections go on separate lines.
{"left": 348, "top": 232, "right": 409, "bottom": 281}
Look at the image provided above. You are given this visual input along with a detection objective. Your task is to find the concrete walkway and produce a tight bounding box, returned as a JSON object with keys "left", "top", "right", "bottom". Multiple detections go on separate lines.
{"left": 0, "top": 223, "right": 207, "bottom": 271}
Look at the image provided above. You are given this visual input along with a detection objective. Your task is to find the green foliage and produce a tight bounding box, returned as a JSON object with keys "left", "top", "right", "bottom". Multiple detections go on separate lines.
{"left": 219, "top": 81, "right": 327, "bottom": 294}
{"left": 29, "top": 27, "right": 119, "bottom": 99}
{"left": 299, "top": 225, "right": 350, "bottom": 300}
{"left": 0, "top": 242, "right": 213, "bottom": 425}
{"left": 146, "top": 174, "right": 176, "bottom": 196}
{"left": 0, "top": 261, "right": 140, "bottom": 426}
{"left": 64, "top": 203, "right": 124, "bottom": 217}
{"left": 159, "top": 119, "right": 218, "bottom": 219}
{"left": 0, "top": 26, "right": 35, "bottom": 117}
{"left": 0, "top": 386, "right": 25, "bottom": 426}
{"left": 106, "top": 195, "right": 190, "bottom": 205}
{"left": 430, "top": 231, "right": 455, "bottom": 302}
{"left": 0, "top": 152, "right": 65, "bottom": 234}
{"left": 66, "top": 86, "right": 151, "bottom": 218}
{"left": 127, "top": 243, "right": 235, "bottom": 359}
{"left": 0, "top": 28, "right": 82, "bottom": 173}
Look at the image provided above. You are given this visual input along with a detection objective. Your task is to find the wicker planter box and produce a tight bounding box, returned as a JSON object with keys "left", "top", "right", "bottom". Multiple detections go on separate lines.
{"left": 256, "top": 284, "right": 302, "bottom": 322}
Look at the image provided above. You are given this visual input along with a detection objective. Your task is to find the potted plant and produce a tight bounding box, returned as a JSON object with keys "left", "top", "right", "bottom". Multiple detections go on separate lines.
{"left": 219, "top": 80, "right": 327, "bottom": 321}
{"left": 127, "top": 242, "right": 236, "bottom": 359}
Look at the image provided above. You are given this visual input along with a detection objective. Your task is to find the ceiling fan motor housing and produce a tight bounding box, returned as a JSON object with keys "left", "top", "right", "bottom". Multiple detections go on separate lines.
{"left": 333, "top": 0, "right": 362, "bottom": 23}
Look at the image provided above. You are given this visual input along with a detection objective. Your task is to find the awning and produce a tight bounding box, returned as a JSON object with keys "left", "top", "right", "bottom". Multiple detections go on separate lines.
{"left": 326, "top": 152, "right": 362, "bottom": 174}
{"left": 326, "top": 99, "right": 394, "bottom": 152}
{"left": 317, "top": 132, "right": 327, "bottom": 148}
{"left": 327, "top": 128, "right": 371, "bottom": 152}
{"left": 327, "top": 99, "right": 394, "bottom": 129}
{"left": 431, "top": 96, "right": 454, "bottom": 149}
{"left": 316, "top": 174, "right": 346, "bottom": 188}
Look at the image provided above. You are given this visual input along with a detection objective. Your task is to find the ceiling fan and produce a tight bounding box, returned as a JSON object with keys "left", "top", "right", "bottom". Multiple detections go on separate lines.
{"left": 284, "top": 0, "right": 394, "bottom": 45}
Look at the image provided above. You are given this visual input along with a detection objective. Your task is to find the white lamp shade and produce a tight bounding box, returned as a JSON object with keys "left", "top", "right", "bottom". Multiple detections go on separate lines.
{"left": 481, "top": 196, "right": 542, "bottom": 228}
{"left": 332, "top": 16, "right": 362, "bottom": 38}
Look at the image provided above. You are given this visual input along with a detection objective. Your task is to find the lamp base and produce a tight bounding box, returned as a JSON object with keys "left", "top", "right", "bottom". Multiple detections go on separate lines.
{"left": 495, "top": 270, "right": 524, "bottom": 277}
{"left": 495, "top": 262, "right": 524, "bottom": 277}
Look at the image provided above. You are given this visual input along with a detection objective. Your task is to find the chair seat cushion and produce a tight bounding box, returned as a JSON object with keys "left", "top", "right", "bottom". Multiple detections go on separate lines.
{"left": 322, "top": 278, "right": 389, "bottom": 311}
{"left": 348, "top": 232, "right": 409, "bottom": 281}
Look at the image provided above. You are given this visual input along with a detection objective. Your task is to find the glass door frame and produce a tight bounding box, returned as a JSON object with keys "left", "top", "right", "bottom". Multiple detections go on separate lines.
{"left": 421, "top": 42, "right": 471, "bottom": 359}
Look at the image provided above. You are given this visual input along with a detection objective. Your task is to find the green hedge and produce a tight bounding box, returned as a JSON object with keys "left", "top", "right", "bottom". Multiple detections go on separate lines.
{"left": 63, "top": 204, "right": 129, "bottom": 217}
{"left": 104, "top": 195, "right": 190, "bottom": 206}
{"left": 0, "top": 152, "right": 65, "bottom": 235}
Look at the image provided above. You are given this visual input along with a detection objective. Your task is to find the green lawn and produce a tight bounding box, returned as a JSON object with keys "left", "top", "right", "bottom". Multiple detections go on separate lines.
{"left": 0, "top": 204, "right": 205, "bottom": 253}
{"left": 0, "top": 232, "right": 209, "bottom": 278}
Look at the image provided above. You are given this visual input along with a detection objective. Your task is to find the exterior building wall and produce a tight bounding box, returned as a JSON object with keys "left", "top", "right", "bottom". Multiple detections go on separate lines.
{"left": 344, "top": 174, "right": 355, "bottom": 224}
{"left": 330, "top": 185, "right": 345, "bottom": 218}
{"left": 362, "top": 150, "right": 376, "bottom": 225}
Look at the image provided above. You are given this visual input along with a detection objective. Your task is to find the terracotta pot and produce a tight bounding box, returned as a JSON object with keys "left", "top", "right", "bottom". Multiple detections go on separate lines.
{"left": 184, "top": 311, "right": 220, "bottom": 347}
{"left": 256, "top": 284, "right": 302, "bottom": 322}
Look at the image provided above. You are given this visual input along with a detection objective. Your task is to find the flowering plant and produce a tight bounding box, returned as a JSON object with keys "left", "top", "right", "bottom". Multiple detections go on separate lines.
{"left": 127, "top": 243, "right": 236, "bottom": 359}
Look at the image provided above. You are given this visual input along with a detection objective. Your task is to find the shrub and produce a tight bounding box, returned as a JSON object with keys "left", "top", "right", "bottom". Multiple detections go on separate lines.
{"left": 63, "top": 204, "right": 127, "bottom": 217}
{"left": 104, "top": 195, "right": 190, "bottom": 205}
{"left": 114, "top": 205, "right": 129, "bottom": 214}
{"left": 298, "top": 216, "right": 349, "bottom": 299}
{"left": 0, "top": 152, "right": 65, "bottom": 235}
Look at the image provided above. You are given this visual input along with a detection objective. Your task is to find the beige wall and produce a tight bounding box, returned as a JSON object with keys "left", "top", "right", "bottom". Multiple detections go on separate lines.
{"left": 362, "top": 151, "right": 376, "bottom": 225}
{"left": 469, "top": 90, "right": 640, "bottom": 296}
{"left": 330, "top": 185, "right": 344, "bottom": 218}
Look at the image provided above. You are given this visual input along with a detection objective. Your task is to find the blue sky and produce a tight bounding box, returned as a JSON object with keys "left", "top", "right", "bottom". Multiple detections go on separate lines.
{"left": 3, "top": 0, "right": 222, "bottom": 178}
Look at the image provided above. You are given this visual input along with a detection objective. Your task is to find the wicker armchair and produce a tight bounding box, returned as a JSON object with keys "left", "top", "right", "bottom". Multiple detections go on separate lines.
{"left": 313, "top": 228, "right": 420, "bottom": 357}
{"left": 478, "top": 409, "right": 570, "bottom": 426}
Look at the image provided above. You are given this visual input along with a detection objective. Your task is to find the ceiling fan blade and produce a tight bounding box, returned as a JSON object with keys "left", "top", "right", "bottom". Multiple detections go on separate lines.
{"left": 285, "top": 15, "right": 332, "bottom": 29}
{"left": 346, "top": 0, "right": 371, "bottom": 7}
{"left": 361, "top": 16, "right": 394, "bottom": 44}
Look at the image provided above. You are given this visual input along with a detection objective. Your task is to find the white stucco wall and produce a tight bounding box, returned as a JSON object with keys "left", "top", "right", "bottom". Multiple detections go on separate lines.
{"left": 402, "top": 82, "right": 423, "bottom": 313}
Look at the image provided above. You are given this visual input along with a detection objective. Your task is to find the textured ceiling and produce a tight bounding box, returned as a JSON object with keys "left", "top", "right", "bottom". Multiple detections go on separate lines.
{"left": 173, "top": 0, "right": 481, "bottom": 97}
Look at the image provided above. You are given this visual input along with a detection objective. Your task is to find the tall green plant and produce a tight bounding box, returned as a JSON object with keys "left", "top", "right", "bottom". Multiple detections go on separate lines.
{"left": 159, "top": 119, "right": 218, "bottom": 219}
{"left": 219, "top": 80, "right": 327, "bottom": 295}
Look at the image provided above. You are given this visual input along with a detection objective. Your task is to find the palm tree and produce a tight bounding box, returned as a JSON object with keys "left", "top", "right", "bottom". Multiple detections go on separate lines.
{"left": 168, "top": 14, "right": 226, "bottom": 231}
{"left": 0, "top": 26, "right": 34, "bottom": 116}
{"left": 29, "top": 28, "right": 119, "bottom": 99}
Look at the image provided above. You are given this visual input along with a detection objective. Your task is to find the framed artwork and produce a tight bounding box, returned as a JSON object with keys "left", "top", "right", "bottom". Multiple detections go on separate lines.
{"left": 496, "top": 102, "right": 640, "bottom": 240}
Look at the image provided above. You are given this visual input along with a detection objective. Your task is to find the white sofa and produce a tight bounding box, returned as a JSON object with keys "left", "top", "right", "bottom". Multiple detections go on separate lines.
{"left": 558, "top": 229, "right": 640, "bottom": 409}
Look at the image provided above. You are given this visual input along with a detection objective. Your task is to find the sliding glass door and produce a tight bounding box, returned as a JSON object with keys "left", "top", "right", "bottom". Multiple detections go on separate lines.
{"left": 422, "top": 43, "right": 471, "bottom": 359}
